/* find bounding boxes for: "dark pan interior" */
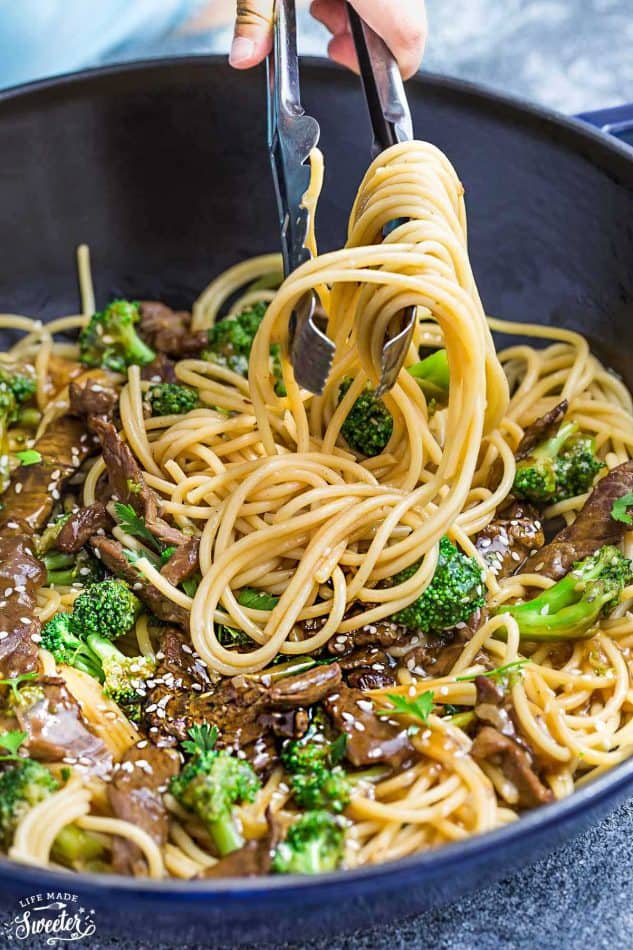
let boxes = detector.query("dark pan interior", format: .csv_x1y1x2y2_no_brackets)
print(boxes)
0,58,633,944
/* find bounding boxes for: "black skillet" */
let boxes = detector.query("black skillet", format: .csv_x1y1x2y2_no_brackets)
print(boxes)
0,57,632,945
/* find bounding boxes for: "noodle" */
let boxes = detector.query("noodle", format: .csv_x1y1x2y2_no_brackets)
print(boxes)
0,138,632,879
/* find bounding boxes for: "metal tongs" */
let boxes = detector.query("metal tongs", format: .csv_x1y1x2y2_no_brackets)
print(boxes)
267,0,414,396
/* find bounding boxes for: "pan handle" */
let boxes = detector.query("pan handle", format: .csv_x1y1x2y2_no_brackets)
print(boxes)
577,103,633,148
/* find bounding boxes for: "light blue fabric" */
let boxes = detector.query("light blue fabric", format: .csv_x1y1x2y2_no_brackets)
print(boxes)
0,0,203,89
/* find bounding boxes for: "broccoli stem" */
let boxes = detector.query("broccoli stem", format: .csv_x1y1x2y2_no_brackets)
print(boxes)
43,551,75,572
209,814,244,857
52,824,106,865
532,420,578,461
85,633,124,666
408,349,450,397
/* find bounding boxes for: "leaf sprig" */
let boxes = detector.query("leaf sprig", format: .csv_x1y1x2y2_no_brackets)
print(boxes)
376,690,435,726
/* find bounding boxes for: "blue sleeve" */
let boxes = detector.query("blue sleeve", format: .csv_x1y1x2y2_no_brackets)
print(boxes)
0,0,203,89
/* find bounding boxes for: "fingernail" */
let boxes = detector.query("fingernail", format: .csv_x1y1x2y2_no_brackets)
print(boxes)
229,36,256,66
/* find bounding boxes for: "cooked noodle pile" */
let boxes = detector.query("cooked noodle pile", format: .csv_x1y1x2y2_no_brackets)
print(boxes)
1,141,633,877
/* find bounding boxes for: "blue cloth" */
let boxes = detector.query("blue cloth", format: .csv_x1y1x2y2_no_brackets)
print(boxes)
0,0,204,89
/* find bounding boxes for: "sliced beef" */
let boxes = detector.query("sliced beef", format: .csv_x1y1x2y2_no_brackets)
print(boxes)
160,539,200,587
90,536,190,627
326,615,410,657
401,610,487,679
144,627,214,744
265,663,342,708
475,501,545,578
0,536,45,678
139,301,207,358
516,400,568,461
69,377,118,421
470,726,553,808
15,676,111,776
258,708,310,740
91,418,194,549
522,461,633,579
337,646,396,690
141,353,178,384
108,742,180,876
324,685,413,768
56,502,111,553
0,417,96,534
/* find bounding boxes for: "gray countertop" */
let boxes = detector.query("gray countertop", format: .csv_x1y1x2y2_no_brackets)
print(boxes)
2,2,633,948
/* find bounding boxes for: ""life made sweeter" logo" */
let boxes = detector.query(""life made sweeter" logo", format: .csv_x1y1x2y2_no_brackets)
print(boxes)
3,891,97,944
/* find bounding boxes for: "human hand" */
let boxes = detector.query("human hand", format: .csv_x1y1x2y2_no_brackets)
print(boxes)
230,0,427,79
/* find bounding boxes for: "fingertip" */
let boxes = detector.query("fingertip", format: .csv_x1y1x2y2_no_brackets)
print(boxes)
229,34,271,69
327,34,359,74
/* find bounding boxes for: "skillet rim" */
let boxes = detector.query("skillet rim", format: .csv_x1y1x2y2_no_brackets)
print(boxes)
0,54,632,896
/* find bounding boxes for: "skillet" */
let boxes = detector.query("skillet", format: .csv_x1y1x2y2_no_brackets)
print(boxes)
0,56,632,944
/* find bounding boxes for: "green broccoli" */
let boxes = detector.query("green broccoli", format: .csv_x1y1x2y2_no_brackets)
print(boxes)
0,759,105,866
78,299,155,373
391,536,485,633
339,351,450,457
42,548,105,588
281,717,350,813
408,349,450,401
147,383,199,417
71,579,141,640
0,365,36,407
40,613,103,679
203,302,284,391
495,544,633,641
0,382,18,491
339,379,394,457
272,810,346,874
170,724,261,857
514,420,604,505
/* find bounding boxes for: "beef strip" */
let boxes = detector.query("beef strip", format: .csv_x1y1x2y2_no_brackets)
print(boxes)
91,418,198,551
326,616,410,656
515,400,568,461
522,461,633,579
69,377,118,421
139,301,207,358
108,742,180,876
470,676,553,808
337,646,396,690
0,416,96,534
141,353,178,384
401,610,487,679
90,536,190,627
324,685,414,767
0,536,45,678
15,676,111,776
160,539,200,587
145,628,340,762
475,501,545,579
199,812,282,879
56,502,111,553
470,726,553,808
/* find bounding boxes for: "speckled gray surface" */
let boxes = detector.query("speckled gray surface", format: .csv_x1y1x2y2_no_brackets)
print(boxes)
2,3,633,948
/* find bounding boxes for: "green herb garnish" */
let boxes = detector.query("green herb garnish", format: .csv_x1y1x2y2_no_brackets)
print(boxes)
611,492,633,526
15,449,41,466
376,690,435,725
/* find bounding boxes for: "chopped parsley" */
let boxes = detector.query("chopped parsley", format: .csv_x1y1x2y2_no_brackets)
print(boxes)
456,658,528,685
0,729,27,761
611,492,633,526
14,449,41,466
376,690,435,725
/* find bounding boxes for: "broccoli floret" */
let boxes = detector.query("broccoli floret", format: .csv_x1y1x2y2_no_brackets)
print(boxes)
281,718,350,813
170,724,261,856
203,302,284,392
0,382,18,491
0,759,105,865
71,579,141,641
0,759,58,848
514,420,604,505
85,633,155,715
339,379,393,457
78,299,155,373
43,548,105,588
147,383,199,417
40,613,103,679
408,349,450,401
391,536,485,633
203,302,267,377
0,365,36,407
496,544,633,641
272,810,346,874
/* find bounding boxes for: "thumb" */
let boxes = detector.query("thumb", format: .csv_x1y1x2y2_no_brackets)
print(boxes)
230,0,274,69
